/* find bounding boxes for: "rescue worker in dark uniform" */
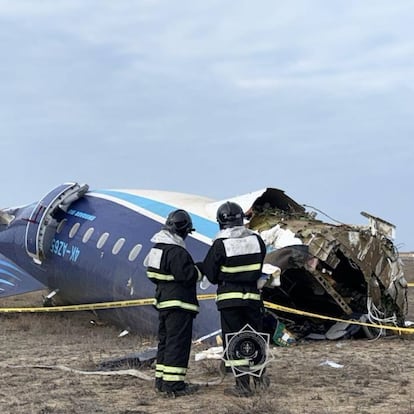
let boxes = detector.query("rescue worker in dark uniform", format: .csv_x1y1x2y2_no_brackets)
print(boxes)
198,201,270,397
144,209,201,397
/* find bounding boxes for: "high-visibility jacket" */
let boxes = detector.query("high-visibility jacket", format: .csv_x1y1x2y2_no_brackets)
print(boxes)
145,230,201,314
200,226,266,310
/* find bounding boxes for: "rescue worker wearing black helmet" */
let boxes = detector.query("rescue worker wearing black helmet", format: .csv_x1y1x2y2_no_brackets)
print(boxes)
144,209,201,397
197,201,269,397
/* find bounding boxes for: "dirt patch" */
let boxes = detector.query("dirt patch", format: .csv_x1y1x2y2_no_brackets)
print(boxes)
1,257,414,414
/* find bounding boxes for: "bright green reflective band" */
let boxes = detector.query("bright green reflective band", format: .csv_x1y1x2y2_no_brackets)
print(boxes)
225,359,250,367
147,271,174,281
156,300,199,312
163,365,187,374
156,364,165,370
163,374,186,382
216,292,261,302
155,363,165,377
220,263,261,273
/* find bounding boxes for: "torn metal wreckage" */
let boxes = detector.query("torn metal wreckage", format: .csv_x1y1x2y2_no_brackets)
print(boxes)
245,188,407,342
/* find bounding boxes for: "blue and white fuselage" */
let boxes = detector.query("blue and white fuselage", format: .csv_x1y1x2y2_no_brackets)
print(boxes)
2,182,408,341
0,183,235,338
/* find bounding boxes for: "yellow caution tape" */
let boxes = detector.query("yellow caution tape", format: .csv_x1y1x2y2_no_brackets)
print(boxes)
263,301,414,334
1,293,413,334
0,297,156,313
0,294,216,313
407,282,414,287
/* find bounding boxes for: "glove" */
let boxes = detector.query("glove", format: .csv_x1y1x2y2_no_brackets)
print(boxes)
257,274,269,290
261,263,281,288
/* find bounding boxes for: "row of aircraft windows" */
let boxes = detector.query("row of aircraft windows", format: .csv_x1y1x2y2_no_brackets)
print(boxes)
57,219,142,261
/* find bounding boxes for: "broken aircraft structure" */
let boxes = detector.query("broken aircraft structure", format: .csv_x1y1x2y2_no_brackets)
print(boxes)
0,184,408,343
246,188,408,340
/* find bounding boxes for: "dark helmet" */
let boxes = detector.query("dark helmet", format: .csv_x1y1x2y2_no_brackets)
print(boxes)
164,209,195,239
216,202,245,229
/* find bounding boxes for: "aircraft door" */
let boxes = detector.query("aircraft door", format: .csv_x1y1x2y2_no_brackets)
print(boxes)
25,182,89,264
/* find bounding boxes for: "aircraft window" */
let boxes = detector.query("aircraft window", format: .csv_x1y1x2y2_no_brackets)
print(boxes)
97,232,109,249
82,227,95,243
112,238,126,255
128,244,142,261
69,223,81,239
56,219,67,234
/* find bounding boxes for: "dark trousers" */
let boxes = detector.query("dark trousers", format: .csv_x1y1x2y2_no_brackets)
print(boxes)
220,305,265,389
220,305,263,346
156,309,193,392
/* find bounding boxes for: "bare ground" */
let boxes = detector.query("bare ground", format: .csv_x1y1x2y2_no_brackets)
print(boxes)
1,257,414,414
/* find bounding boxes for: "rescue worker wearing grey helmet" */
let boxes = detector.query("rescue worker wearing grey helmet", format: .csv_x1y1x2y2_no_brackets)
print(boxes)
197,201,270,397
144,209,201,397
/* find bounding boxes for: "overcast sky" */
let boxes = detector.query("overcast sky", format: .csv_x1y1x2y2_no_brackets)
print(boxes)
0,1,413,250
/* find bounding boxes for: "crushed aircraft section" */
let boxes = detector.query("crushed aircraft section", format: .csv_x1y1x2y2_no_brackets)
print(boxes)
246,188,408,340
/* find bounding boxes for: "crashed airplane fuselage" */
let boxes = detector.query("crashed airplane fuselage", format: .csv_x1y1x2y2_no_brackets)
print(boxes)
0,184,408,341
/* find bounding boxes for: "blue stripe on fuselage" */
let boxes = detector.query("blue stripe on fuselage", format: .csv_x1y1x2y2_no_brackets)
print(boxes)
93,190,219,240
0,269,21,281
0,259,24,280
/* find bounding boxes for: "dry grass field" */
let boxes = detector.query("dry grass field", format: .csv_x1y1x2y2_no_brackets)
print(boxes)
1,256,414,414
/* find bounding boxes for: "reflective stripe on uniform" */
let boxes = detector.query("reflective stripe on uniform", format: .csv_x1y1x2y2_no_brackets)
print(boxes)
155,363,165,378
162,365,187,382
216,292,261,302
147,271,175,281
163,365,187,374
156,300,199,312
220,263,261,273
225,359,250,367
163,373,186,382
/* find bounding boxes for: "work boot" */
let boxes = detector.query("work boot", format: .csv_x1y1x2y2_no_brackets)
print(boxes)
253,374,270,391
155,378,164,393
163,383,200,398
224,376,253,398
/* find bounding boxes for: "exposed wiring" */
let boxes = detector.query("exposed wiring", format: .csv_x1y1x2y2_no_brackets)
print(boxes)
302,204,345,225
366,297,398,340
